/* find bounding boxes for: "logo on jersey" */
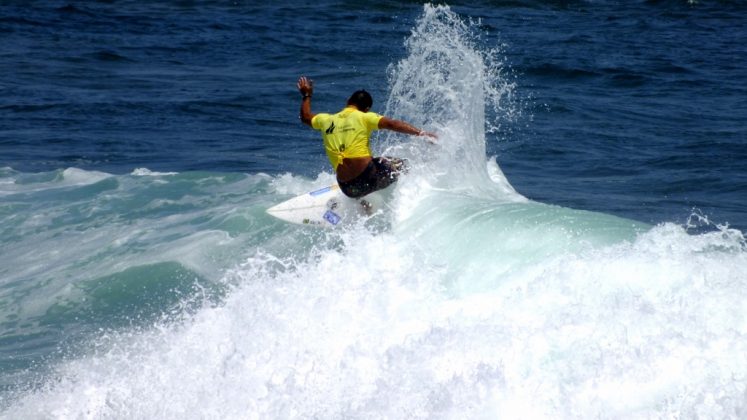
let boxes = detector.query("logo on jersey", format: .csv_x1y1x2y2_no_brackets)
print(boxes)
325,122,335,134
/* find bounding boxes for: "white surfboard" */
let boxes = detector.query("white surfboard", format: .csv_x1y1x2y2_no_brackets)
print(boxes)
266,184,383,228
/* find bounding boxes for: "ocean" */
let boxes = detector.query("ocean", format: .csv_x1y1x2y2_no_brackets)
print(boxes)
1,1,746,418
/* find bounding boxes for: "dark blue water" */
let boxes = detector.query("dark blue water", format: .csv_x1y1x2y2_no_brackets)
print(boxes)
2,1,745,228
2,2,747,417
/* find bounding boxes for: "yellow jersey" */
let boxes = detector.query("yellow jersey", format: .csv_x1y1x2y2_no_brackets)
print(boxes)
311,106,383,171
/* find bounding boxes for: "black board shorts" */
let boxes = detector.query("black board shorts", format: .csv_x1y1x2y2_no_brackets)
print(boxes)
338,157,408,199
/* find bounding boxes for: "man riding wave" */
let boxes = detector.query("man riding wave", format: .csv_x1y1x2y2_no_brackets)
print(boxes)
297,76,437,198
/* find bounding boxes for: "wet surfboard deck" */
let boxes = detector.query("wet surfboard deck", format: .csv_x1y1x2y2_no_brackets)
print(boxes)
266,184,382,228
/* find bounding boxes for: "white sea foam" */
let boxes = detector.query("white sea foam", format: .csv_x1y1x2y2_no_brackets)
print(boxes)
131,167,179,177
269,171,337,196
59,167,112,184
0,167,112,196
5,221,747,419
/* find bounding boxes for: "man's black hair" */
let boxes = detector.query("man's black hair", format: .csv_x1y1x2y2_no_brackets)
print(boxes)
347,90,373,111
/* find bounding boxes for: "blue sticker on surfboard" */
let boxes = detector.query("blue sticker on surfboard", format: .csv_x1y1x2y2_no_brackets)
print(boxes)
310,185,337,196
323,210,341,225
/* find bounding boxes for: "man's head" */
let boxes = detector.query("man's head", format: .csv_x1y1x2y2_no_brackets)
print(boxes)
347,90,373,112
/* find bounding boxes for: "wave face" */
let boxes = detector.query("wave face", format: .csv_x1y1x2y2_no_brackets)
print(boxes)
2,5,747,419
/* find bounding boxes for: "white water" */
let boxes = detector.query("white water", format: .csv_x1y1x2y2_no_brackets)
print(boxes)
4,5,747,419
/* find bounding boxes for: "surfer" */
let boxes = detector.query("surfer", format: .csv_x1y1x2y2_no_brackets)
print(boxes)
297,76,437,198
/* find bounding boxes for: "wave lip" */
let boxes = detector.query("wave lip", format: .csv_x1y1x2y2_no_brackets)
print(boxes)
0,167,114,197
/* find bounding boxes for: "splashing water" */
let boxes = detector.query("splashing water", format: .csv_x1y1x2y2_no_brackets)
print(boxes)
384,5,518,196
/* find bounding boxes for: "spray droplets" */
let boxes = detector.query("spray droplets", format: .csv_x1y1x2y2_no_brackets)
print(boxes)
382,4,521,195
386,5,518,141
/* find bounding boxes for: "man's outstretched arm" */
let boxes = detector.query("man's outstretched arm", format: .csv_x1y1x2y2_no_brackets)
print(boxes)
379,117,438,139
297,76,315,126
